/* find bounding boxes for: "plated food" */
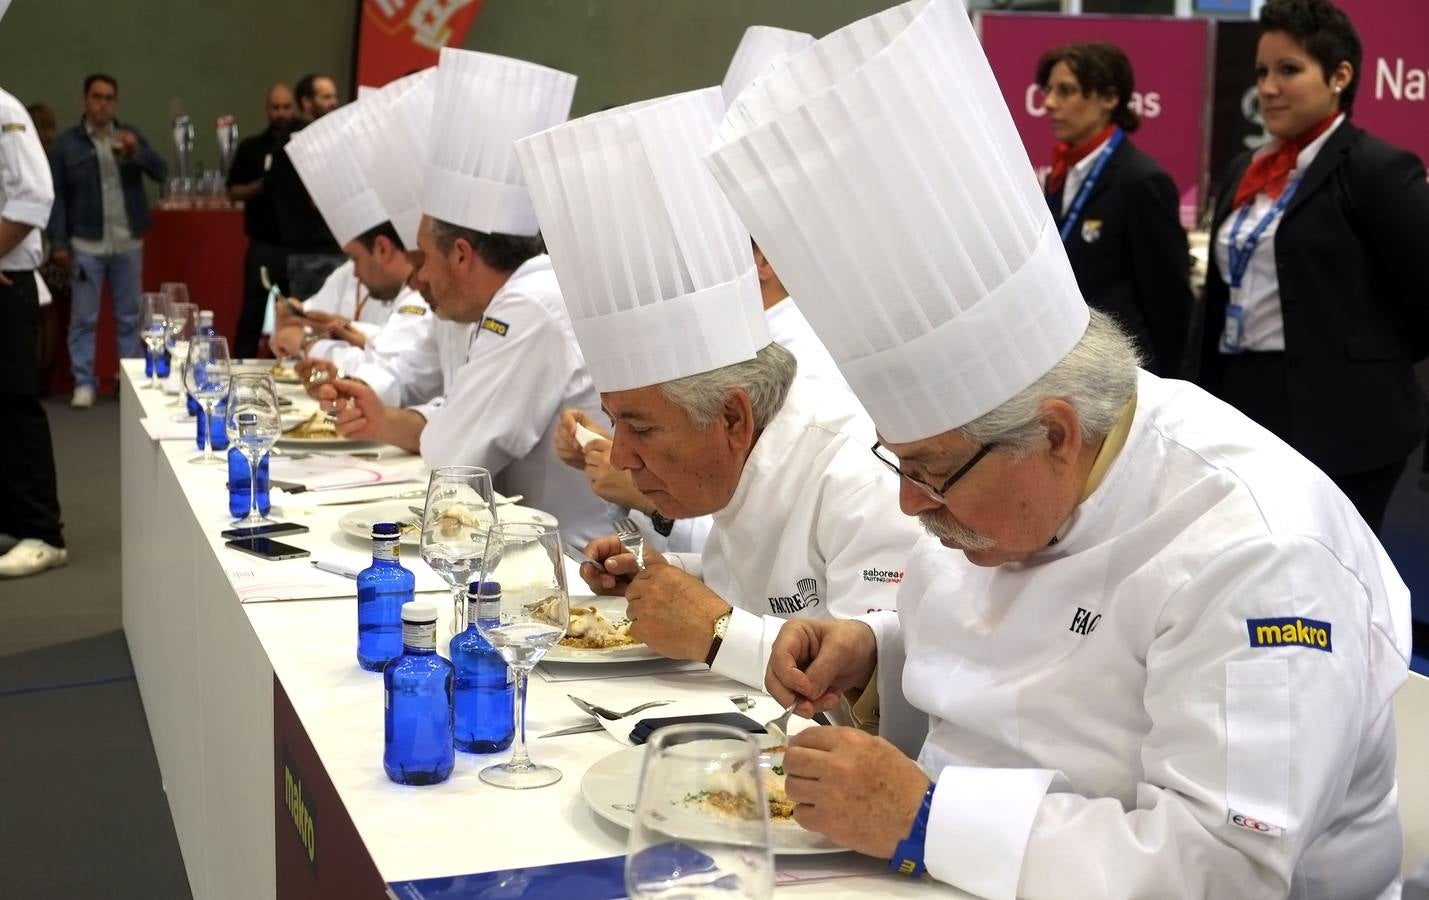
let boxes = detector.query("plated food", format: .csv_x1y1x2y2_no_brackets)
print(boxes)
561,604,638,650
282,411,340,440
269,361,300,383
690,746,793,821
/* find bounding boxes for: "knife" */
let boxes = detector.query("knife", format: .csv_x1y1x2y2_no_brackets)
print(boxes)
312,489,427,507
538,721,606,739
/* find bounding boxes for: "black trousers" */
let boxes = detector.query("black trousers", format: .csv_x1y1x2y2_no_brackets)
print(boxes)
0,271,64,547
234,239,287,358
1212,351,1406,533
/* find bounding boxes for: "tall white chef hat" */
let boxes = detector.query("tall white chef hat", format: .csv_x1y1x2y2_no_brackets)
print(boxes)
286,100,388,247
357,68,434,249
516,87,766,394
721,26,814,108
423,48,576,237
707,0,1090,444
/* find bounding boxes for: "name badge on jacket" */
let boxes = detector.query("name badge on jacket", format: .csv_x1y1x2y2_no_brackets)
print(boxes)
1080,219,1103,244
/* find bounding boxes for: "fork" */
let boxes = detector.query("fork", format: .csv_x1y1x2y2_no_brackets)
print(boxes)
612,517,646,571
568,695,671,721
762,702,797,748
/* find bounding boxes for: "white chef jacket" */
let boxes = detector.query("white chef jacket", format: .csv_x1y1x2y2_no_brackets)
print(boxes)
413,256,613,546
763,296,867,438
0,88,53,271
667,377,923,689
867,370,1409,900
324,285,438,408
302,260,393,360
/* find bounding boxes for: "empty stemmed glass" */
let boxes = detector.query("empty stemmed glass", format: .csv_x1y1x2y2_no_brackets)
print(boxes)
184,335,231,465
224,374,282,526
476,520,568,789
419,466,497,635
625,724,774,899
160,281,190,309
165,300,197,403
140,293,169,390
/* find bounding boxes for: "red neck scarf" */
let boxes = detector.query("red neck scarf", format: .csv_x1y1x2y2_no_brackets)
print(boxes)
1232,113,1340,209
1046,124,1117,196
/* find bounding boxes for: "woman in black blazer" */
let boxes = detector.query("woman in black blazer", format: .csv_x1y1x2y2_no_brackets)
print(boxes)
1037,42,1194,378
1199,0,1429,532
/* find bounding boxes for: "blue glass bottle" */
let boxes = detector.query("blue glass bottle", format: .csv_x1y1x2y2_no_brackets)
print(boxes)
357,523,414,672
384,600,455,786
227,447,271,518
451,581,514,754
196,396,229,451
187,310,217,417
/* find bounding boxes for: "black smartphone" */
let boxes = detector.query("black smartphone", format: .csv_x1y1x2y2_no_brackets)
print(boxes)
220,522,310,540
224,537,310,561
629,712,765,746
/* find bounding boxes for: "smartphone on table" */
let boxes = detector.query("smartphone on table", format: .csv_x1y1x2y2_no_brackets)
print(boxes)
220,522,309,540
224,537,310,561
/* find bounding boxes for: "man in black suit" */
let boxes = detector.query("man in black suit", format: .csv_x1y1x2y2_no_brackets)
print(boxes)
1038,43,1194,378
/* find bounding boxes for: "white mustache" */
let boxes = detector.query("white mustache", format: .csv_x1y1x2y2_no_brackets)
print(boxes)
918,510,996,552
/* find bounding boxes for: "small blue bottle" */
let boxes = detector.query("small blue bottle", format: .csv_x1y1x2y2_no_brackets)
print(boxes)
357,523,415,672
384,599,455,786
227,447,271,518
196,397,229,451
451,581,514,754
187,309,217,417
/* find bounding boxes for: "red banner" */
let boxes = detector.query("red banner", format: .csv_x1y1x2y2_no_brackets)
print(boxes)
354,0,486,89
1335,0,1429,166
977,13,1212,226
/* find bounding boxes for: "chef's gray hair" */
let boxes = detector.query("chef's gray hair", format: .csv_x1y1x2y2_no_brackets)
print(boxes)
658,342,797,431
957,310,1141,455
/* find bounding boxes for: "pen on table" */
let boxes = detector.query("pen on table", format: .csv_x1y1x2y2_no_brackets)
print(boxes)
311,560,360,579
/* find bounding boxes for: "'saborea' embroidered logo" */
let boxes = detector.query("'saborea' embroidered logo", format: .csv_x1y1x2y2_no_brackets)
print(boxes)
862,568,903,584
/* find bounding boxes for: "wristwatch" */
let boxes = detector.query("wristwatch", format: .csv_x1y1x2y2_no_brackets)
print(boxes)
649,510,676,537
704,610,731,667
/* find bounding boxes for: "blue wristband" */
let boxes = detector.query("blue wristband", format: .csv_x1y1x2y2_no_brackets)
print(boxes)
889,783,936,877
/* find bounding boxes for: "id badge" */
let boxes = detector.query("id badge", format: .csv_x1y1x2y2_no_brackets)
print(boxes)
1221,304,1246,354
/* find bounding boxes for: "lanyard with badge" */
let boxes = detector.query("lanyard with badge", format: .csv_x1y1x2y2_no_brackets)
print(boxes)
1220,179,1299,353
1058,127,1124,244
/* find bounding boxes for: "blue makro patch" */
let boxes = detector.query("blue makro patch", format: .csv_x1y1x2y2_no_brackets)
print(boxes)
1246,616,1332,653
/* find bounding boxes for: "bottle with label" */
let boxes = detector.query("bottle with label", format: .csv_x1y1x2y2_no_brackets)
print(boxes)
450,581,514,754
196,395,229,451
187,310,217,417
384,599,455,786
227,446,271,519
358,523,414,672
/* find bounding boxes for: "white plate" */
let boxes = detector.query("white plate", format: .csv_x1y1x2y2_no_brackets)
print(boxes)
543,596,660,664
276,433,382,449
337,501,557,547
580,744,844,855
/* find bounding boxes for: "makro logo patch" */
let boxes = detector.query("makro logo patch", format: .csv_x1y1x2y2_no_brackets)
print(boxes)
1247,616,1332,653
480,316,509,337
282,750,317,872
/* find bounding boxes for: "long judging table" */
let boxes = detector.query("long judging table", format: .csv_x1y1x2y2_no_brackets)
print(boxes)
119,361,974,899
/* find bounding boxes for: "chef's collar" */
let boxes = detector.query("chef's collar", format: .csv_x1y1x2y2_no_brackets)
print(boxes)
1045,389,1138,549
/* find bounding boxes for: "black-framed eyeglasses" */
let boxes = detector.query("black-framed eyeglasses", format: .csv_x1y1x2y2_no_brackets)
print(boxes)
870,441,998,502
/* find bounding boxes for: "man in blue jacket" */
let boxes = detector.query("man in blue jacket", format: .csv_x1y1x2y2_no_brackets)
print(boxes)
47,73,167,407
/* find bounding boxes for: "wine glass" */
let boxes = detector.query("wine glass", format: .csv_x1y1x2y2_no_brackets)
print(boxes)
419,466,498,636
140,292,169,390
184,335,232,465
165,301,197,400
160,282,190,308
475,520,568,789
625,724,775,899
224,373,282,526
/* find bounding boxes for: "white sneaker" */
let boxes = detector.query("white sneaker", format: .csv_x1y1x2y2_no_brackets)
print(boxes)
0,539,68,577
71,385,95,408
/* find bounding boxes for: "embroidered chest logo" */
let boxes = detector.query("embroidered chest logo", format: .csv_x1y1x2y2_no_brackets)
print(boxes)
1247,616,1332,652
480,316,509,337
1069,606,1101,636
768,577,821,615
861,568,903,585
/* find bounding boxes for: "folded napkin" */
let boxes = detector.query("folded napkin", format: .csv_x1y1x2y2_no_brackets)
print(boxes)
597,697,743,746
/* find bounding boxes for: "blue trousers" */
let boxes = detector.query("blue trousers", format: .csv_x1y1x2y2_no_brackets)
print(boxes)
68,246,143,389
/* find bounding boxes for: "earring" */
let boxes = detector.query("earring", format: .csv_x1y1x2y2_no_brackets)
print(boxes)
1333,85,1343,94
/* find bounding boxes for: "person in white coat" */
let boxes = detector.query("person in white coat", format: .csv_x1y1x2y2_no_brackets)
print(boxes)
516,87,921,689
321,48,611,545
709,1,1412,897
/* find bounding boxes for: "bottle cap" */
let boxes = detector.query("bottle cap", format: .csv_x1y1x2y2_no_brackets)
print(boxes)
199,309,214,321
401,599,438,623
372,522,401,538
467,580,501,597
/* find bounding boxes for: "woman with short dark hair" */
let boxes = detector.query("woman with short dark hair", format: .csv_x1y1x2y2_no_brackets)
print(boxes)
1198,0,1429,533
1035,41,1194,379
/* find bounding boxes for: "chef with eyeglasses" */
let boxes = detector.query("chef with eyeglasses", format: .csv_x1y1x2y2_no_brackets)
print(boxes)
707,1,1412,897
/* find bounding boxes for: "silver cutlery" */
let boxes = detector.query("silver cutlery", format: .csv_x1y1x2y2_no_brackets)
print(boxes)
568,695,672,721
537,721,606,739
762,702,797,747
612,517,646,571
562,542,601,568
312,489,427,507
